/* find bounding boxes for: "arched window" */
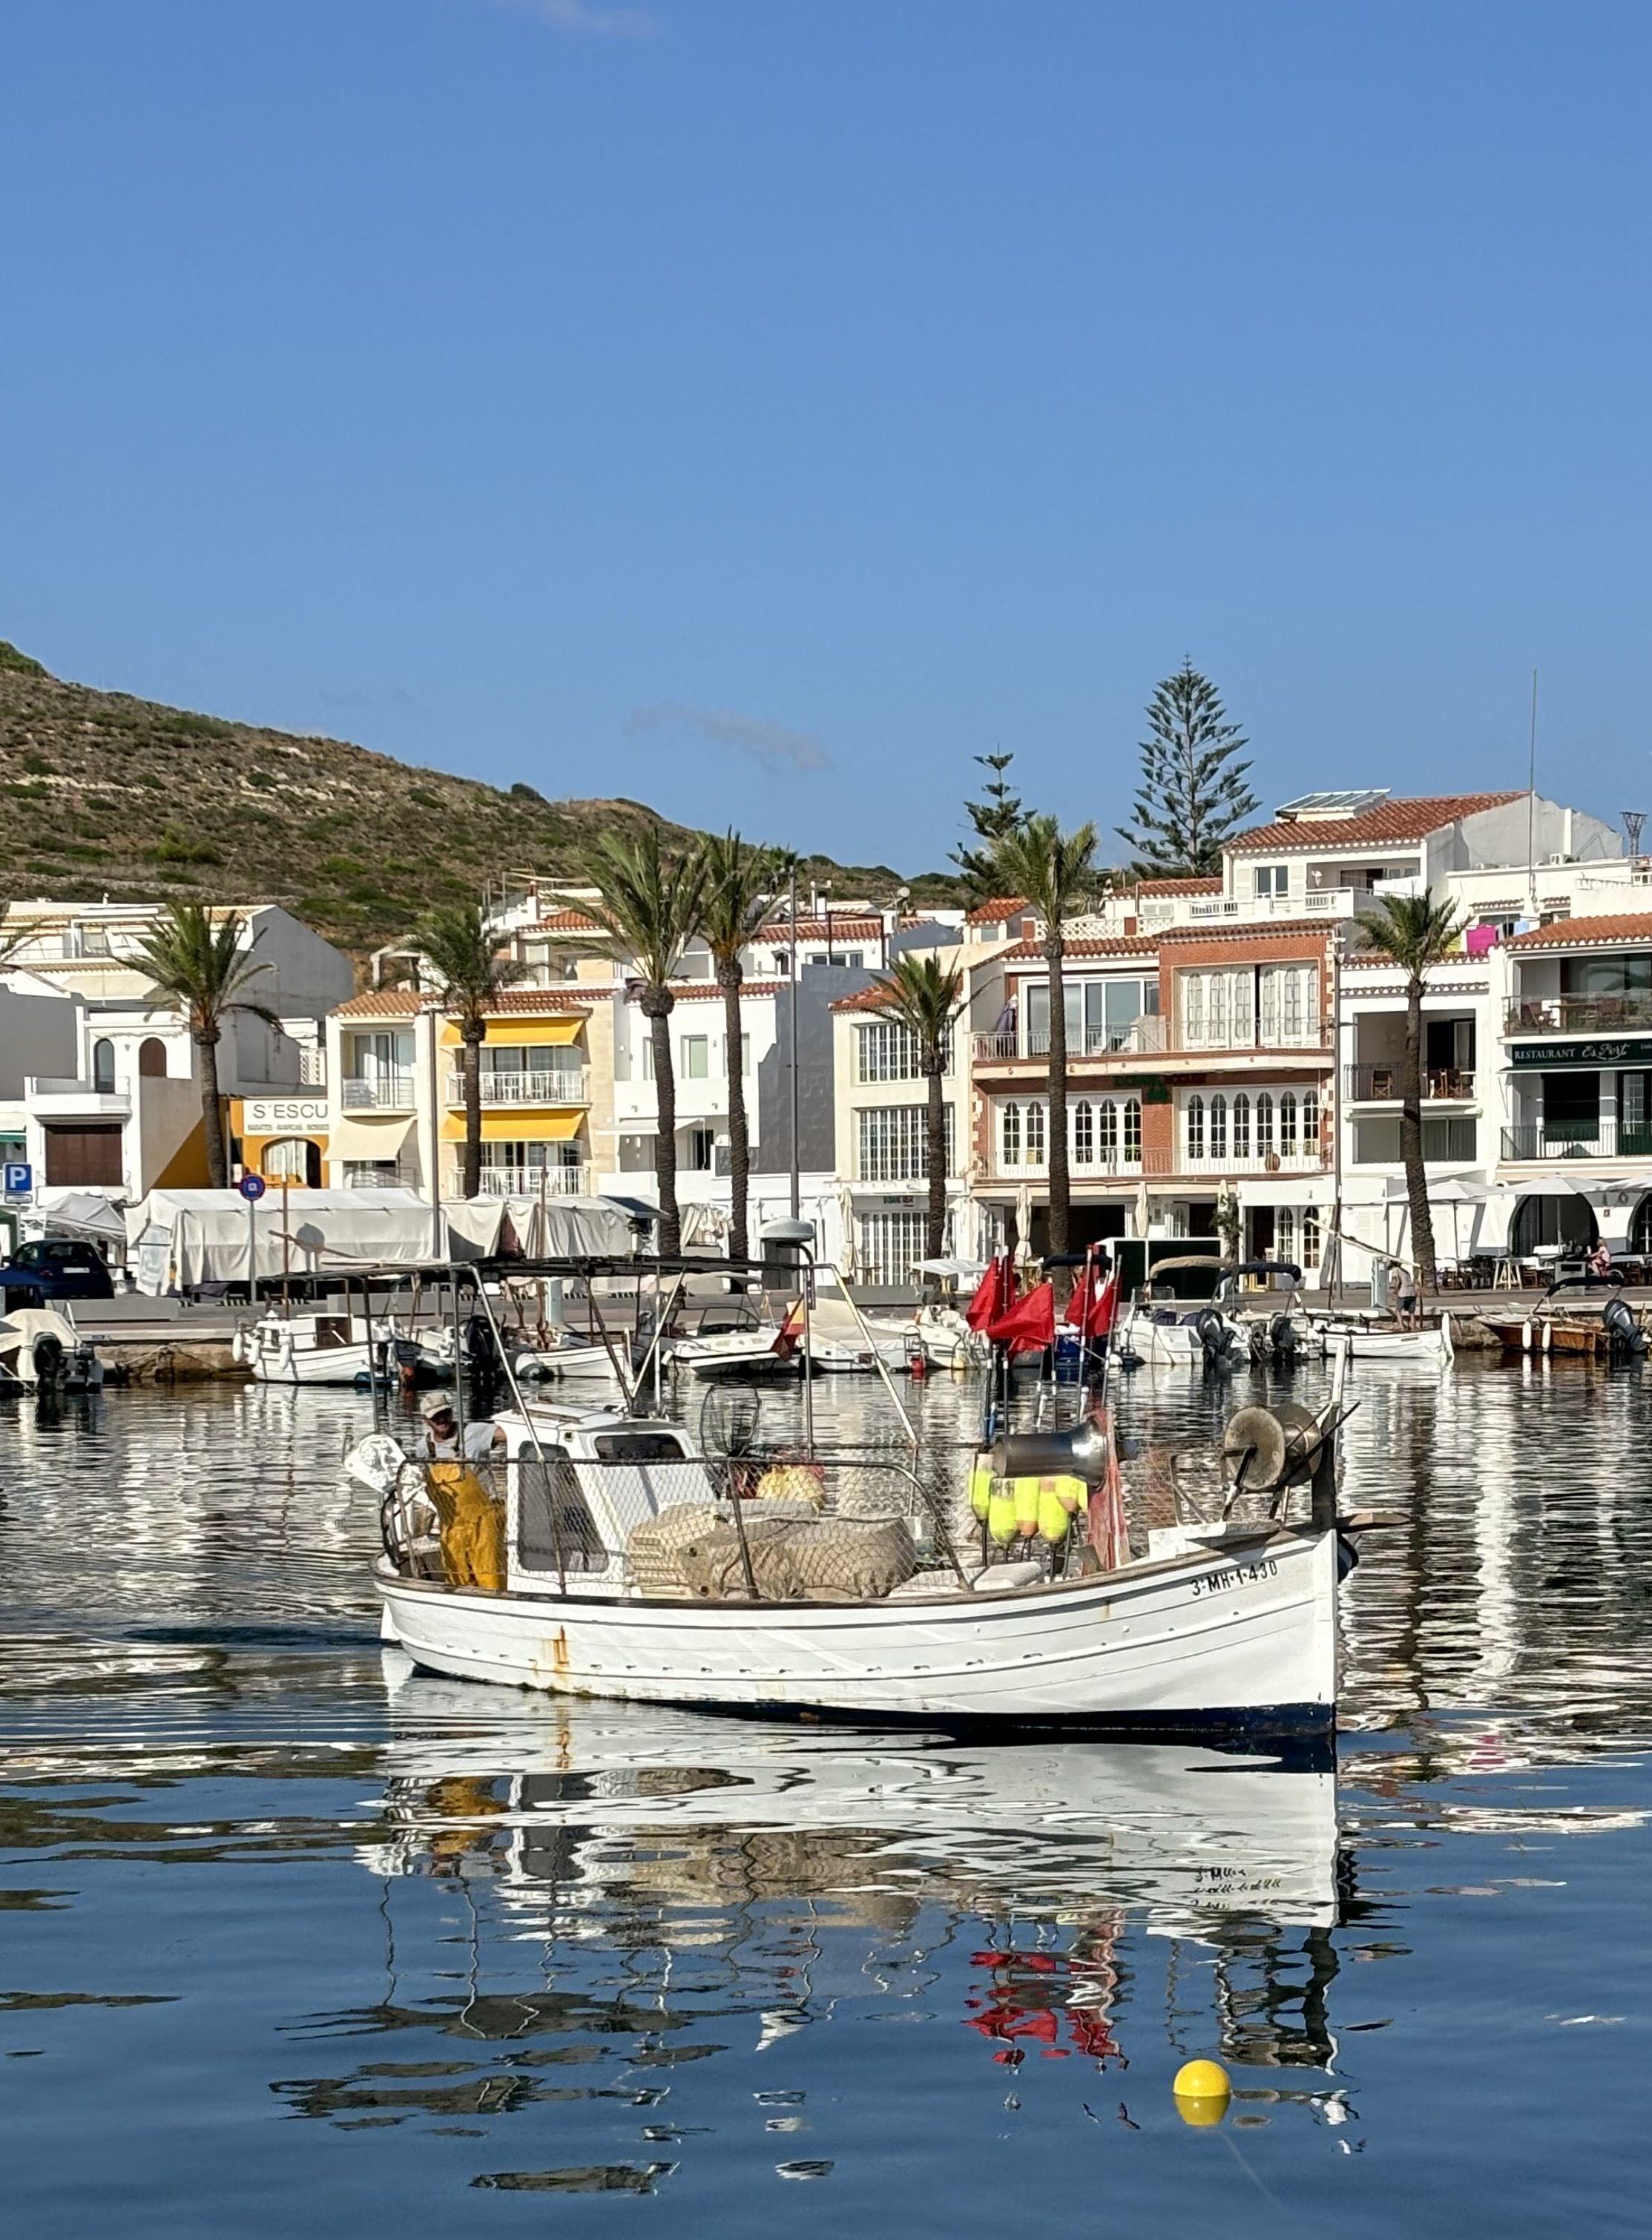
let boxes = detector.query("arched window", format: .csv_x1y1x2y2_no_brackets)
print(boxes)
1233,1093,1251,1157
1256,1093,1274,1151
1303,1089,1320,1148
92,1038,116,1093
1303,1206,1322,1269
1210,1094,1228,1159
1277,1208,1297,1262
138,1037,168,1078
1098,1099,1119,1162
1633,1195,1652,1255
1073,1100,1093,1166
1186,1096,1205,1162
1123,1098,1142,1162
1001,1102,1021,1167
1026,1100,1046,1167
1280,1091,1298,1153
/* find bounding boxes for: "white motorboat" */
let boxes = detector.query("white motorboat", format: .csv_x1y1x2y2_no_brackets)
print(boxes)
1116,1254,1248,1367
0,1305,105,1392
366,1375,1367,1734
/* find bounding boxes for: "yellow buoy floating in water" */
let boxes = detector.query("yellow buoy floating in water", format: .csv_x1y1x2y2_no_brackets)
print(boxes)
1172,2058,1231,2127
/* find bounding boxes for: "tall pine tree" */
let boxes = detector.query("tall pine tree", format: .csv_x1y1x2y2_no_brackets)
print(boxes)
950,751,1025,902
1116,665,1260,877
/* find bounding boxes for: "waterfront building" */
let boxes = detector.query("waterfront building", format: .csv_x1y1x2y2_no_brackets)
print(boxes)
0,900,350,1210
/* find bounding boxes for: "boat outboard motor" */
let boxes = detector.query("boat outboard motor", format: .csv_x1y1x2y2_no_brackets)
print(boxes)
1603,1295,1647,1357
1194,1307,1231,1366
1269,1312,1299,1363
30,1331,65,1386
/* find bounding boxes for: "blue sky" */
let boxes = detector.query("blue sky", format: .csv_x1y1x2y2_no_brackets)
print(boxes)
4,1,1652,872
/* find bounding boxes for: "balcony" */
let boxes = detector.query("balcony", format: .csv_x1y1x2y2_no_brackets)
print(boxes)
1185,888,1358,923
447,1068,590,1107
1345,1064,1476,1101
464,1164,592,1198
1154,1147,1329,1179
1504,995,1652,1035
341,1073,417,1110
993,1154,1144,1181
1501,1122,1652,1162
24,1075,133,1120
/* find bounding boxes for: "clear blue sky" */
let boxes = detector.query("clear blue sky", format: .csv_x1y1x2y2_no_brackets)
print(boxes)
5,1,1652,873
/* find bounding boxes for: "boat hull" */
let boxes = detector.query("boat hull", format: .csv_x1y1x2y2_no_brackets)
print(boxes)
377,1526,1339,1733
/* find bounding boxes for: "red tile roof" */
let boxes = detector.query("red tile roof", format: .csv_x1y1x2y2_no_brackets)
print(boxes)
519,909,607,935
831,984,902,1012
965,896,1033,924
1159,919,1337,945
755,917,884,944
1505,911,1652,949
1133,875,1222,896
1229,793,1524,853
1001,935,1160,962
659,980,785,1001
332,987,593,1018
333,989,424,1017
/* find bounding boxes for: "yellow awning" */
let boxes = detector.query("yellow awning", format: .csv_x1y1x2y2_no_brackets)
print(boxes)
440,1017,583,1047
443,1110,586,1144
329,1113,416,1161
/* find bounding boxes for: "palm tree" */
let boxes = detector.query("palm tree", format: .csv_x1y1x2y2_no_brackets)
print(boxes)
1355,892,1463,1295
990,814,1099,1259
577,826,708,1256
135,903,282,1190
865,953,964,1259
415,902,527,1200
694,831,779,1262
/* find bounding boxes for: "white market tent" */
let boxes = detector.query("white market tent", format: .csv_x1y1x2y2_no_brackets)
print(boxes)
124,1188,637,1293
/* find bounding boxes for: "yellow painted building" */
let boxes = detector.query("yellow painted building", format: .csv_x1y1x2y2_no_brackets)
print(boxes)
435,996,596,1196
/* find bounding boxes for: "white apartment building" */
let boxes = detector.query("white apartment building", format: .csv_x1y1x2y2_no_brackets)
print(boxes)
0,900,352,1211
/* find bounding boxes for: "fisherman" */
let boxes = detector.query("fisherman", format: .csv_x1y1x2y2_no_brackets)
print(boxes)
418,1391,504,1462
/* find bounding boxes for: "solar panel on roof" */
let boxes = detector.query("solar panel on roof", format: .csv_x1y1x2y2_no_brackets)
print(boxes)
1273,788,1391,819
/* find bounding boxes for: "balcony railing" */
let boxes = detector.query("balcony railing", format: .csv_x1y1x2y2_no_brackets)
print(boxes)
975,1017,1331,1062
993,1154,1144,1179
1345,1064,1476,1101
447,1068,590,1107
341,1073,417,1110
462,1164,592,1198
1159,1147,1329,1178
1501,1121,1652,1162
1504,995,1652,1035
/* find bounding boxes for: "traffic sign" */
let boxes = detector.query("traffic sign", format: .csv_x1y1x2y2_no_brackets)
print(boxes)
237,1173,267,1202
3,1162,32,1196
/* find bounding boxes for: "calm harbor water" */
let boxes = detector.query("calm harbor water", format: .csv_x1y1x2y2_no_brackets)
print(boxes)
3,1358,1650,2236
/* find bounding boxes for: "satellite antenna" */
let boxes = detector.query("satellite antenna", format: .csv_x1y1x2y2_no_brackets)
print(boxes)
1623,811,1647,860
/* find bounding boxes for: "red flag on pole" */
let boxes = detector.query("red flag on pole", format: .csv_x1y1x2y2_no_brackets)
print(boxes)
1062,1259,1119,1338
965,1251,1015,1333
986,1279,1056,1354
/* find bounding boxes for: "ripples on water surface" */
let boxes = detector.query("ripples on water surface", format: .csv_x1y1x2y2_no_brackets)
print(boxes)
3,1360,1650,2235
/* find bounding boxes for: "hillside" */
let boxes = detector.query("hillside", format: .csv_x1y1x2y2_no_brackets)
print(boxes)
0,640,960,960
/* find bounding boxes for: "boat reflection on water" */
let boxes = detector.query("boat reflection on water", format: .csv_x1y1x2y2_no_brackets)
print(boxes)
338,1661,1357,2119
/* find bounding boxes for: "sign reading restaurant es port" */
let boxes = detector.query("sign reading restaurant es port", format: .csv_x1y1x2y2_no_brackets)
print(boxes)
1510,1036,1652,1069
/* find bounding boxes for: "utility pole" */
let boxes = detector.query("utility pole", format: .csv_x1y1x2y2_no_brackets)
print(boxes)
787,863,800,1221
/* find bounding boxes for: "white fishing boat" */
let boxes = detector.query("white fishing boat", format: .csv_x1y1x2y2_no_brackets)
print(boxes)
1306,1312,1455,1365
512,1330,631,1399
234,1308,409,1386
363,1364,1369,1734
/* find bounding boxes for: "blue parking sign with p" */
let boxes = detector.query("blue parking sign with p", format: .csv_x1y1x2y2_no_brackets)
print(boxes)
3,1162,31,1196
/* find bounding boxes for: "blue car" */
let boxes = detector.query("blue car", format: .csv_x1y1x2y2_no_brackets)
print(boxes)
0,1239,116,1306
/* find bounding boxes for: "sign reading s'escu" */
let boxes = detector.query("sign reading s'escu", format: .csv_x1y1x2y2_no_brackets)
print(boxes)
240,1097,328,1135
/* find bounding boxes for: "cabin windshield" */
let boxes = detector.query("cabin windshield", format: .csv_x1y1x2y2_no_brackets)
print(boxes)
592,1432,685,1461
